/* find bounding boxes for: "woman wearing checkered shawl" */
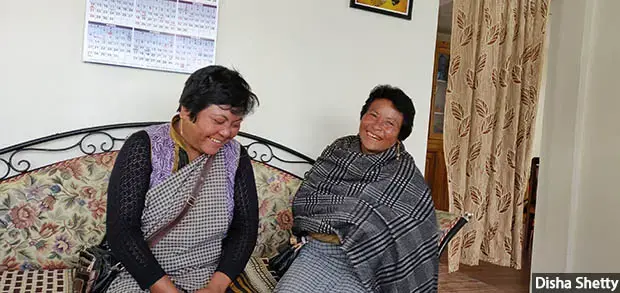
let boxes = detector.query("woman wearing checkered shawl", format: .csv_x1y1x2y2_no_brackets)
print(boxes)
274,85,439,293
104,66,260,293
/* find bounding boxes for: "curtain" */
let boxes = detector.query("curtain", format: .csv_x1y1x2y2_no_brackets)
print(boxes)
444,0,550,271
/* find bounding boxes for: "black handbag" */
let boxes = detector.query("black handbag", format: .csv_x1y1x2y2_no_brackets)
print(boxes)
267,233,307,279
74,156,214,293
74,241,122,293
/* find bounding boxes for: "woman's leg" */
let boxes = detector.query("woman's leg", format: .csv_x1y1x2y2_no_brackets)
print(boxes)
273,240,369,293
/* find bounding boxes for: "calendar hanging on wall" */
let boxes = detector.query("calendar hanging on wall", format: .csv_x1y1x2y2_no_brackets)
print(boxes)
82,0,219,74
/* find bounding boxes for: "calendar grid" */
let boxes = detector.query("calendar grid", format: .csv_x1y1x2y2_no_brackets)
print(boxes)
82,0,218,73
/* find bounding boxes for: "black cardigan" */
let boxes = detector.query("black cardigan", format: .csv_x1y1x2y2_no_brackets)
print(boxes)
105,131,258,289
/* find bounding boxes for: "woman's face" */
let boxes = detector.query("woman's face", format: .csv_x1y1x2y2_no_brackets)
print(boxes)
359,99,403,154
179,105,243,155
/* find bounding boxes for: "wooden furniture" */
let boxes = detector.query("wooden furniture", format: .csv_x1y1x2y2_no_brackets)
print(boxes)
425,41,451,211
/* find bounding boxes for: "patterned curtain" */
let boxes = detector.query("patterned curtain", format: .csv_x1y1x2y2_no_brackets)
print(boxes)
444,0,549,271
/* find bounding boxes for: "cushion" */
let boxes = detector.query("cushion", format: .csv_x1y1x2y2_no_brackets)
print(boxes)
0,152,304,267
250,161,302,258
0,152,117,269
436,209,461,240
0,269,74,293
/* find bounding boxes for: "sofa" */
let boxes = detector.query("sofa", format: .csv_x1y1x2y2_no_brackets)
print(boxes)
0,123,468,292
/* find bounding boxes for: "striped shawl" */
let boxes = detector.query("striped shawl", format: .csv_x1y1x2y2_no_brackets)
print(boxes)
292,135,438,293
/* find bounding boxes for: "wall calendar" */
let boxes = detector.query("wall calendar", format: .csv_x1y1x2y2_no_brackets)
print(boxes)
82,0,219,74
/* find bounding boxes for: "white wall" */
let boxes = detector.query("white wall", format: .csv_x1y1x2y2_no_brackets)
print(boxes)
215,1,438,168
0,1,186,147
532,0,620,274
530,26,549,158
0,1,439,171
566,0,620,272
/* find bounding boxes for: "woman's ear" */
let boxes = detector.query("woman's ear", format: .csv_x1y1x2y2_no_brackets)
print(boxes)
179,106,191,120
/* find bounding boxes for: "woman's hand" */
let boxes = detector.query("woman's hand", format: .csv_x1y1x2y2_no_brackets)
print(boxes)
150,275,181,293
196,272,231,293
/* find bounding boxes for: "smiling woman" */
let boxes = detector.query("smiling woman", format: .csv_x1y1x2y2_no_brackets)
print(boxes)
359,99,402,154
175,67,258,158
358,85,415,154
275,85,439,293
101,65,261,293
176,104,245,158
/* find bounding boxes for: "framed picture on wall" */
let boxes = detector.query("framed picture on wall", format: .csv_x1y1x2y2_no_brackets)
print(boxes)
350,0,414,20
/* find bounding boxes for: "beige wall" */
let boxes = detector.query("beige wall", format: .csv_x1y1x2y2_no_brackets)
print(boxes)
532,0,620,274
530,27,550,159
215,0,440,168
567,0,620,272
0,1,440,172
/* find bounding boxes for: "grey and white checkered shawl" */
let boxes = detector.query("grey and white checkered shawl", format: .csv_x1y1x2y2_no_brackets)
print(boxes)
107,141,240,292
293,135,438,293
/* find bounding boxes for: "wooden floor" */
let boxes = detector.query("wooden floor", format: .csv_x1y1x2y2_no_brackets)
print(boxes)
438,254,531,292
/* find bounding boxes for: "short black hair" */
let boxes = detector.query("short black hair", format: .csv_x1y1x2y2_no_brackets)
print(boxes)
360,85,416,141
178,65,259,121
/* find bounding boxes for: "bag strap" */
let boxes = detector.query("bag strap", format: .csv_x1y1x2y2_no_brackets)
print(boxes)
146,155,215,248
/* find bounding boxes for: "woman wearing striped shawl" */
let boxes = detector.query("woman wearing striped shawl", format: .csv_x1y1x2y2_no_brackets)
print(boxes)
274,85,438,293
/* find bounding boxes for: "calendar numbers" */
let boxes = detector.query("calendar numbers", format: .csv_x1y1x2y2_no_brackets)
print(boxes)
134,30,175,70
83,0,218,73
86,22,133,63
135,0,177,35
175,35,215,72
177,1,217,39
88,0,134,28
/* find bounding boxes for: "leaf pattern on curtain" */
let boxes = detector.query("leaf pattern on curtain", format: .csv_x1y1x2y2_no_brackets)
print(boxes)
444,0,549,272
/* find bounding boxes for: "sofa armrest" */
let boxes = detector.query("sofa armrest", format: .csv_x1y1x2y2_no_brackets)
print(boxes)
438,212,472,256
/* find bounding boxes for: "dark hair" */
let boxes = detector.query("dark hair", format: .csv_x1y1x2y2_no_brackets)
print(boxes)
178,65,259,121
360,85,416,141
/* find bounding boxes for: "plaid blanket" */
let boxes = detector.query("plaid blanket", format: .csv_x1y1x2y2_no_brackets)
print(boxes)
293,136,439,292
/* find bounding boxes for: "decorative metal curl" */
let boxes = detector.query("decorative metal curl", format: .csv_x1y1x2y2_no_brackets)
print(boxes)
1,132,126,180
8,151,34,174
0,122,316,181
243,141,313,165
1,158,11,180
78,132,120,154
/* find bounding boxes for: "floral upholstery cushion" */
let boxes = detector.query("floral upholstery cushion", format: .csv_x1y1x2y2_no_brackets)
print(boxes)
436,209,460,239
0,147,461,274
250,161,302,259
0,152,117,270
0,151,303,270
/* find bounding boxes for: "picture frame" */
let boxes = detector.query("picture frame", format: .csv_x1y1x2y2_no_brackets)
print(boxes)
350,0,414,20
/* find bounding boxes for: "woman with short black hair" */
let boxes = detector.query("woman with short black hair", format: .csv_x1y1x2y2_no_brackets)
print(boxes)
105,65,259,293
275,85,438,293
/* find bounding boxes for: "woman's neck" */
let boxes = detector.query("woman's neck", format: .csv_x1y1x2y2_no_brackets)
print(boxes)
183,143,201,162
173,118,202,161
